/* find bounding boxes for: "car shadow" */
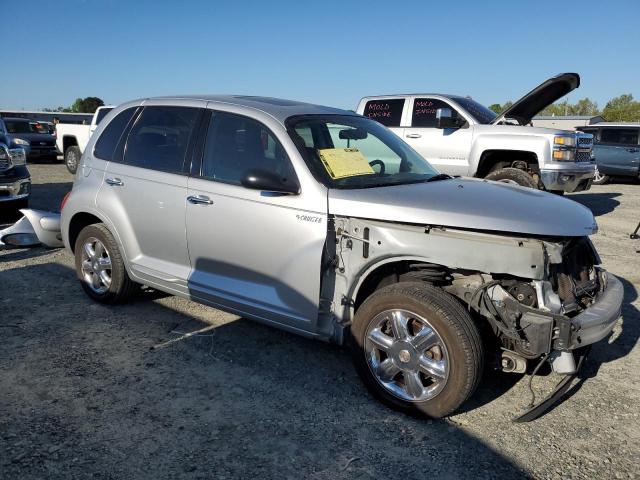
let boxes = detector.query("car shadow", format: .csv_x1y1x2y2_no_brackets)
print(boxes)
570,192,622,216
0,262,531,479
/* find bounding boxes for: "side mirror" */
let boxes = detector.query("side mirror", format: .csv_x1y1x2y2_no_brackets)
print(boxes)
240,169,300,195
436,108,463,129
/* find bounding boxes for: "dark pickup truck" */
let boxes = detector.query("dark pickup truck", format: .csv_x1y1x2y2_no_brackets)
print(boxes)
0,119,31,216
1,117,57,161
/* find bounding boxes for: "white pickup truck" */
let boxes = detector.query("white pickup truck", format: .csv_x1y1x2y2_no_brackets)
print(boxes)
357,73,595,193
55,105,113,173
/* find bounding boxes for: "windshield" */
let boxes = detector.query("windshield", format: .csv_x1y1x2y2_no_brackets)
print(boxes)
452,98,497,124
5,120,36,134
287,115,439,189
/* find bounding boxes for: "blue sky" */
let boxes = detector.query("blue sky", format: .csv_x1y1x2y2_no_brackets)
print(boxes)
2,0,638,111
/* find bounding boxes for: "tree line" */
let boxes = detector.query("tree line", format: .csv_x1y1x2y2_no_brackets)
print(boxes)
489,94,640,122
42,97,105,114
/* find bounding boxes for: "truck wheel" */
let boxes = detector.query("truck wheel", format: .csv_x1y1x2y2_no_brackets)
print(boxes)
592,168,609,185
349,282,484,418
74,224,139,304
485,167,538,189
65,146,82,174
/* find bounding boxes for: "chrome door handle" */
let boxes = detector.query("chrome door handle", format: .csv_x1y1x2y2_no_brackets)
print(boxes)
187,195,213,205
105,177,124,186
406,133,421,139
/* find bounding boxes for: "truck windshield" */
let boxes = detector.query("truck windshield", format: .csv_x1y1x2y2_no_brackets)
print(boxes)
4,120,36,134
287,115,439,189
452,98,497,124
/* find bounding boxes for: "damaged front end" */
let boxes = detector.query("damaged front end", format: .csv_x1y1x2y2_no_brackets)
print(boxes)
0,209,63,248
330,217,623,421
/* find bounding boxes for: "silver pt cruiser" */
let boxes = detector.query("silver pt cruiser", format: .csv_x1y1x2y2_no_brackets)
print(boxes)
61,96,624,420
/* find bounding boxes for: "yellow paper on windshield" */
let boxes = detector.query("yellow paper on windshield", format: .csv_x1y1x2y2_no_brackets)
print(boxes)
318,148,375,179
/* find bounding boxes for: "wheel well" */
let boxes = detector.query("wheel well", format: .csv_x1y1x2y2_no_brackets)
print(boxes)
62,136,78,152
476,150,538,178
354,261,451,311
68,212,102,252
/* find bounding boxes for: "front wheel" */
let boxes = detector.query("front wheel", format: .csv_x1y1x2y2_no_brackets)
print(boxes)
349,282,484,418
484,167,539,189
74,224,139,304
65,146,81,174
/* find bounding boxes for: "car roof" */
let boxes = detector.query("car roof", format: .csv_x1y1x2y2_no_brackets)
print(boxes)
148,95,356,124
360,94,467,100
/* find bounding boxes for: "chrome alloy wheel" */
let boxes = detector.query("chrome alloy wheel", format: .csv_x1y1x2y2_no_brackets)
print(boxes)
364,309,449,402
80,237,112,294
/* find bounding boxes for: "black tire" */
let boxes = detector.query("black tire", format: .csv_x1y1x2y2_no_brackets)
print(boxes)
592,168,609,185
485,167,539,188
74,223,138,304
349,282,484,418
65,146,82,174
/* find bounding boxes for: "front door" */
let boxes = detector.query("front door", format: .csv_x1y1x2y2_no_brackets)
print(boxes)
402,97,472,176
596,128,640,176
186,110,326,331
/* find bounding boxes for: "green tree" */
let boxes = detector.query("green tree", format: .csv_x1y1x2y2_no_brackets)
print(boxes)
602,94,640,122
488,103,503,114
70,96,105,113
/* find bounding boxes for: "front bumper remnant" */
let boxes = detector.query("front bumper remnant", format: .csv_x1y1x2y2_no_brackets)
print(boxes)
540,168,594,193
514,346,590,423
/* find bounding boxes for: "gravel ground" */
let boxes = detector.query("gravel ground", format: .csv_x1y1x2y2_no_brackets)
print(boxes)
1,163,638,479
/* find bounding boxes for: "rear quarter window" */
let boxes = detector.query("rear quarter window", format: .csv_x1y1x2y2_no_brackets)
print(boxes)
363,99,405,127
94,107,138,161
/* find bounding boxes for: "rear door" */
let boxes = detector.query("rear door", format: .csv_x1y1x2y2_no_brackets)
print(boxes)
402,97,472,176
596,127,640,176
185,109,327,331
97,101,203,294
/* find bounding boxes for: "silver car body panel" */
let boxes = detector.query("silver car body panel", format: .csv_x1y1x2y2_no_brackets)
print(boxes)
328,177,597,237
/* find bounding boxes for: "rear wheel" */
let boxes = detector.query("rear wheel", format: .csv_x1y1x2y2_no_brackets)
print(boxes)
65,146,81,174
485,167,538,189
74,224,138,304
349,282,484,418
592,168,609,185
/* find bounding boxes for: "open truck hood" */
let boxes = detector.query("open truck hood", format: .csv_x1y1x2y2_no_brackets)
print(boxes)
328,178,597,237
491,73,580,126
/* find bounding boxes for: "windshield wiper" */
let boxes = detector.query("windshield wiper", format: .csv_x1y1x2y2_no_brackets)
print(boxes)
426,173,453,182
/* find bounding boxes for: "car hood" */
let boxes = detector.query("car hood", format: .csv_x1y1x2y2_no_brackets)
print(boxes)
491,73,580,126
10,133,56,142
328,178,597,237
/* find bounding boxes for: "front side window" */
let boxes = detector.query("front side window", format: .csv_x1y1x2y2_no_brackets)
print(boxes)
124,106,200,174
411,98,463,128
287,114,439,189
94,107,138,161
600,128,639,145
200,112,297,185
363,99,405,127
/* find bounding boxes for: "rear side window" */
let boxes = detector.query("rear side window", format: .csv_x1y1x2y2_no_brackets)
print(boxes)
363,99,405,127
600,128,639,145
200,111,297,185
124,106,200,174
94,107,137,161
411,98,462,128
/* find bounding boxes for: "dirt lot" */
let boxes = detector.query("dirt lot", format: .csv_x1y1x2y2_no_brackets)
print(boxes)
1,163,638,479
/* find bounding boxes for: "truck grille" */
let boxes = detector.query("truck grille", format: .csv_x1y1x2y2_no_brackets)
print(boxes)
30,139,55,147
0,157,10,171
575,151,593,162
